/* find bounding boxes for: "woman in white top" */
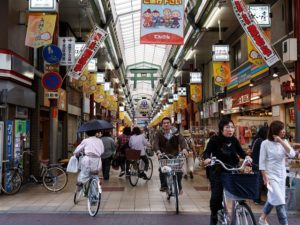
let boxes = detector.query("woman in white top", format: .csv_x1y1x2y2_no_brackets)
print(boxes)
74,130,104,184
259,121,295,225
129,127,151,179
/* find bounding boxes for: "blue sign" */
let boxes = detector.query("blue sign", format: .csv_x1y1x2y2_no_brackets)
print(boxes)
5,120,13,192
42,44,62,64
42,72,62,91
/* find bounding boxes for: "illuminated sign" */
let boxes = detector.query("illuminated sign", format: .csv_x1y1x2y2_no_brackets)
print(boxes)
29,0,57,12
96,73,105,84
249,4,271,27
212,45,230,62
190,72,202,84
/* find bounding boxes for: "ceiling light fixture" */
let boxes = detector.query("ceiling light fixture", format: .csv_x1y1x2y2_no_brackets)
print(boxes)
203,7,221,29
250,95,261,101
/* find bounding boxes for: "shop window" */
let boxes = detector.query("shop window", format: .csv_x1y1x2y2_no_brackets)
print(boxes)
232,41,242,69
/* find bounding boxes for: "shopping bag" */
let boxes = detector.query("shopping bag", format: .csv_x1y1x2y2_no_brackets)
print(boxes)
194,157,200,169
66,155,78,173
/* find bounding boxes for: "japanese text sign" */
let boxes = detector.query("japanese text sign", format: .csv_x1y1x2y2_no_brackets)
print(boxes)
231,0,279,66
67,26,108,79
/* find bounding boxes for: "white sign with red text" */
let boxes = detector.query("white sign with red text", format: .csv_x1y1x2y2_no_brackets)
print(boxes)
67,26,107,79
231,0,279,66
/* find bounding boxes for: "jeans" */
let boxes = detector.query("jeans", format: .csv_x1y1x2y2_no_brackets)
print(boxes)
159,168,183,191
140,155,149,171
263,202,288,225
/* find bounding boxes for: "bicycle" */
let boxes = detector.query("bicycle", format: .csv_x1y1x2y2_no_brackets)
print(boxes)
126,149,153,187
1,150,68,194
159,153,185,214
207,157,258,225
73,171,102,217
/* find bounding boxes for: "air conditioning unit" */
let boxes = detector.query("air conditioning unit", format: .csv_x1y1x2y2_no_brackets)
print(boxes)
282,38,297,63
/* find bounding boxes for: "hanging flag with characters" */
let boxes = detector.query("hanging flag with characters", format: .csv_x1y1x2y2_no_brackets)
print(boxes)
190,84,202,103
213,62,231,87
25,13,57,48
140,0,184,45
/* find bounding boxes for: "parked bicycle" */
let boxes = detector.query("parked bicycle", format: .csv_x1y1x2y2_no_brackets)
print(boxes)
1,150,68,194
73,171,102,217
207,157,258,225
126,149,153,187
159,153,185,214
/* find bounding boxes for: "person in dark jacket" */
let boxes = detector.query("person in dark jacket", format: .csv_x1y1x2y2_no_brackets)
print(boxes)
203,117,247,225
153,117,188,193
251,126,268,204
100,130,116,180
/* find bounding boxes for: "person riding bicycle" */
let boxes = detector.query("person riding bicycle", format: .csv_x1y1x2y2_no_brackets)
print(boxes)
73,130,104,190
128,127,151,180
203,117,248,225
153,117,188,194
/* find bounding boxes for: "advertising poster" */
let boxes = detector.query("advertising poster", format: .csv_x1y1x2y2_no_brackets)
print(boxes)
25,14,57,48
213,62,231,87
140,0,184,45
4,120,13,192
190,84,202,103
14,120,27,164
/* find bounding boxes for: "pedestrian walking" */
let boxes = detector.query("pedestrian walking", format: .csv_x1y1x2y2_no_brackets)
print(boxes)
116,127,131,177
101,130,116,180
182,130,195,179
259,120,295,225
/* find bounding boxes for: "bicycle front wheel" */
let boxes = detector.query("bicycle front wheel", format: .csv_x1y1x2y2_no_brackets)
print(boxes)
87,178,101,217
129,162,139,187
232,202,256,225
173,175,179,214
43,166,68,192
144,158,153,180
1,170,22,195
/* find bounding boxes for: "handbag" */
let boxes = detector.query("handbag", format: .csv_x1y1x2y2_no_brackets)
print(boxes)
66,155,78,173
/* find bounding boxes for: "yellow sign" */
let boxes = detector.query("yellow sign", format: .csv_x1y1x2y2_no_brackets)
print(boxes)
119,112,125,120
178,96,187,110
25,14,57,48
213,62,231,87
94,85,105,103
190,84,202,103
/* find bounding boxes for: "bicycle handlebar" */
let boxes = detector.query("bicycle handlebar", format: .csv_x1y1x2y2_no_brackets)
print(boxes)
208,156,252,171
159,152,185,159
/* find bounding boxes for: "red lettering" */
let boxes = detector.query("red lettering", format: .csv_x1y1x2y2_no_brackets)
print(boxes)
93,33,102,41
88,41,96,50
247,25,259,37
242,13,251,25
235,2,243,13
253,35,265,47
74,64,83,72
260,45,272,57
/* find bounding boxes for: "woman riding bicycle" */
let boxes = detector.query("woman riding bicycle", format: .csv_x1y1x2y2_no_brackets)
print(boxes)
128,127,151,180
203,117,248,225
73,130,104,189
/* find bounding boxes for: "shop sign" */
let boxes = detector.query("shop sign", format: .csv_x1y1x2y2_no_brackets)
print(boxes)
0,122,4,191
4,121,13,192
223,97,233,110
29,0,57,12
137,99,151,114
190,72,202,84
231,0,279,66
15,106,29,119
58,37,75,66
212,45,230,62
232,90,252,107
96,73,105,84
75,43,85,58
67,25,108,79
42,44,62,64
213,62,231,87
140,0,184,45
190,84,202,103
248,4,271,27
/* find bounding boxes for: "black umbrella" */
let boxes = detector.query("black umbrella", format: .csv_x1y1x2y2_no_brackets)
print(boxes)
77,120,114,133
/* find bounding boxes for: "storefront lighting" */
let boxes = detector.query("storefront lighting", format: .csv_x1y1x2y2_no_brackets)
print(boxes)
218,99,223,102
272,72,278,78
249,81,254,87
174,70,181,78
250,95,261,101
203,7,221,29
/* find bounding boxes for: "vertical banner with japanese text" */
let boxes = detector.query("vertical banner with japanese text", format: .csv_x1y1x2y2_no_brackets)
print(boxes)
231,0,279,66
190,84,202,103
140,0,184,45
25,14,57,48
213,62,231,87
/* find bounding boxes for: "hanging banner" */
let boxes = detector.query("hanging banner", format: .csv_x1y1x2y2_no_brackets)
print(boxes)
173,101,179,113
94,85,105,103
140,0,184,45
178,96,187,110
190,84,202,103
119,111,125,120
67,25,108,79
248,30,271,66
25,13,57,48
213,62,231,87
58,37,75,66
88,73,97,95
231,0,279,66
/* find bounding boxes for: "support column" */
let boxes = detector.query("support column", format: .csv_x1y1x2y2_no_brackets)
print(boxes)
294,0,300,142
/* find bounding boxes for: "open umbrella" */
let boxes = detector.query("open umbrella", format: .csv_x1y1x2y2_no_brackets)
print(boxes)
77,120,114,133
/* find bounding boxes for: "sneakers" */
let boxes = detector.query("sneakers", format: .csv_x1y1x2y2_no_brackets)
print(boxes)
119,171,125,177
160,187,168,192
189,171,194,179
259,217,269,225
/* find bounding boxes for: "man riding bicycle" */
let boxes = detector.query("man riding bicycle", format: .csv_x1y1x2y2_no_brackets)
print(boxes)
153,117,188,194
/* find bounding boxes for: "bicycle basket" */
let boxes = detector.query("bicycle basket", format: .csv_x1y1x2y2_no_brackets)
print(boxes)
159,158,185,172
125,149,141,160
221,172,260,200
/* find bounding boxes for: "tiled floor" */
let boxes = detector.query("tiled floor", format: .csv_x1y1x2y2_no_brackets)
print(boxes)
0,156,267,214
